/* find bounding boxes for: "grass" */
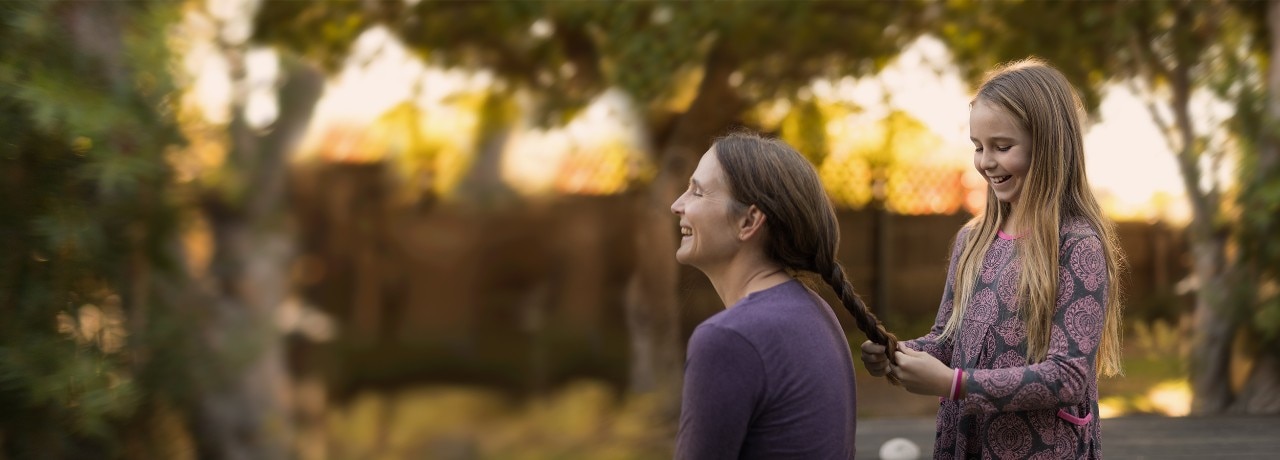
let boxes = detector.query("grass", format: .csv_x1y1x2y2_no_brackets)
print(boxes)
1098,319,1191,417
322,381,673,460
313,319,1199,458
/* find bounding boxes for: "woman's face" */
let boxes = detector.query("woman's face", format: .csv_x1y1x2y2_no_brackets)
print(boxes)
970,99,1031,206
670,148,745,270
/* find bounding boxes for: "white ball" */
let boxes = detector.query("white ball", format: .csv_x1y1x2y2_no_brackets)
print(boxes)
878,437,921,460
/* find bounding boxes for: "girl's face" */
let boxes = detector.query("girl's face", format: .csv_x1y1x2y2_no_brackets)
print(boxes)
670,149,745,271
970,99,1031,206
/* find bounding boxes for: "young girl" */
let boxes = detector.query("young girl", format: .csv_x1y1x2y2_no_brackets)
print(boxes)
673,132,900,459
860,59,1125,459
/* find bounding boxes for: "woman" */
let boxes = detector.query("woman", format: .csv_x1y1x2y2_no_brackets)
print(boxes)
672,132,899,459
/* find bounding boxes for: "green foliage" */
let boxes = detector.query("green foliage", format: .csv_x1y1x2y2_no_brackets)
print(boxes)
779,98,834,165
0,0,190,455
1228,43,1280,346
252,0,370,73
1168,0,1280,348
937,0,1133,112
938,0,1251,116
254,1,927,129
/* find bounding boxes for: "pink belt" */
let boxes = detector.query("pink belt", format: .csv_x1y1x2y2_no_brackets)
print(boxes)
1057,408,1094,426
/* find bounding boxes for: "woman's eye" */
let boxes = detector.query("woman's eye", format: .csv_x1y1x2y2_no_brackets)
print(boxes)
997,145,1012,152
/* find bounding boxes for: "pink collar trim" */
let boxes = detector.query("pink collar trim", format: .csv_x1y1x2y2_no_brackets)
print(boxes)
997,229,1022,240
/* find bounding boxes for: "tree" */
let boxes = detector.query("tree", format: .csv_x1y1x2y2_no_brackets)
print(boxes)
1224,0,1280,414
251,0,928,416
0,0,196,456
169,2,328,456
938,0,1280,414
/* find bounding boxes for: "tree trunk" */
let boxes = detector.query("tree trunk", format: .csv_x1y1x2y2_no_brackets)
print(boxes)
1156,46,1237,414
1232,350,1280,413
625,44,744,419
456,92,519,209
1268,0,1280,177
193,57,324,460
1187,249,1235,414
1226,0,1280,416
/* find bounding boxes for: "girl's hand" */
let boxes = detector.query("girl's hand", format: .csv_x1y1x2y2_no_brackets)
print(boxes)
891,346,955,398
859,340,891,378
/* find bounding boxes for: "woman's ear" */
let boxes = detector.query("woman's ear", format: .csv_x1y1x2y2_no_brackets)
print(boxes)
738,205,767,241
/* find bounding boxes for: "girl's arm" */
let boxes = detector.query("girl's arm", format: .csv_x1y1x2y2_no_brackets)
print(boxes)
902,227,970,364
961,233,1107,412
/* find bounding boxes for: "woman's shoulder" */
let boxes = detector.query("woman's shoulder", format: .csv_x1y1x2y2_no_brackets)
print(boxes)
708,279,800,313
704,281,825,331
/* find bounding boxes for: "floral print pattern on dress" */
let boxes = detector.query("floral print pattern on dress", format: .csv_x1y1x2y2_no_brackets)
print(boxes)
903,219,1107,459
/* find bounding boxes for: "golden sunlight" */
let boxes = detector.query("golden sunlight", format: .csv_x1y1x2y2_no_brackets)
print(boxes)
1146,380,1193,416
179,14,1203,218
1098,378,1192,418
503,89,654,197
823,36,1198,222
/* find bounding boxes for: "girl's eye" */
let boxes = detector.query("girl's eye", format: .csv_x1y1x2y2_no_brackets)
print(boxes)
997,145,1013,152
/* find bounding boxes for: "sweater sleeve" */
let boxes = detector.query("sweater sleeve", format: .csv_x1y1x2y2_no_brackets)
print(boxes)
902,227,970,365
963,233,1107,411
675,323,764,460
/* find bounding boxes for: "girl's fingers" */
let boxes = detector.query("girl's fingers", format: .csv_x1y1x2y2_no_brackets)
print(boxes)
886,365,903,386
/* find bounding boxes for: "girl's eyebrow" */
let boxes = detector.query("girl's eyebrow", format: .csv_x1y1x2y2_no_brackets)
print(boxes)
971,135,1018,143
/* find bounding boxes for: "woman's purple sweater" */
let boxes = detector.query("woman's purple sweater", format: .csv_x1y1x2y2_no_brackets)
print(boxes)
676,279,857,459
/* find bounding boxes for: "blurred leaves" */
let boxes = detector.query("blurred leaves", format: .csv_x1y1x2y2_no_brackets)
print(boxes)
0,0,190,455
780,98,835,166
1203,1,1280,347
253,0,927,132
938,0,1137,113
252,0,371,72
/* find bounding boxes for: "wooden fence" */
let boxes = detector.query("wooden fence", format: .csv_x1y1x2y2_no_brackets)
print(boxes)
290,163,1191,395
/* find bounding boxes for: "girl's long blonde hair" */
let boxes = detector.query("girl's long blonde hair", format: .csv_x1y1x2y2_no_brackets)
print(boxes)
940,58,1125,376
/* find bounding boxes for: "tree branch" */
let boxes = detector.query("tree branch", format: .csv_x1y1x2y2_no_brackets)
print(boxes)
1125,77,1181,156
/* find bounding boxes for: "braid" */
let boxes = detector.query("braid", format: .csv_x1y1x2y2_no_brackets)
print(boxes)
710,132,903,384
825,262,902,383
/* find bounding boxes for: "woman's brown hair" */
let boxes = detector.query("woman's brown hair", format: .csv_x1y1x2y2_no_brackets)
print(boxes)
712,132,901,369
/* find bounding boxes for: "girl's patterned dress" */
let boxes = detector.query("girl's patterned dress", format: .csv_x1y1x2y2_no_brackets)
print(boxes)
905,219,1107,459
